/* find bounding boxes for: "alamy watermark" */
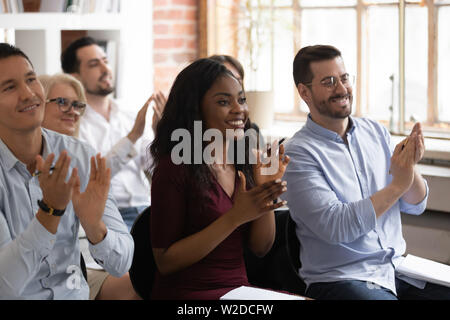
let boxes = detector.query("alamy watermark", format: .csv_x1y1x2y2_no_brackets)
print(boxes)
170,121,281,175
66,265,82,290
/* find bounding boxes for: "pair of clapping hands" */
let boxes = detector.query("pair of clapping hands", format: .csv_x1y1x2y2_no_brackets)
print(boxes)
35,152,110,230
228,140,290,226
390,122,425,191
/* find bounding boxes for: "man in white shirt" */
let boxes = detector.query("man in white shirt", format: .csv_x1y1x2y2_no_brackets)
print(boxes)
61,37,165,230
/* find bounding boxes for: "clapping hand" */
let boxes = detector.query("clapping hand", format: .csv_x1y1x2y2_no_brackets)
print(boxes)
390,133,416,192
227,171,287,226
72,153,111,243
151,91,167,134
253,140,290,186
409,122,425,164
35,151,78,211
127,95,153,143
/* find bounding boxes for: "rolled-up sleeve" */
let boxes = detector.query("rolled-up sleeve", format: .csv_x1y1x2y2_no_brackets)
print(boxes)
0,213,56,298
281,147,377,245
399,178,429,216
88,192,134,278
105,137,138,177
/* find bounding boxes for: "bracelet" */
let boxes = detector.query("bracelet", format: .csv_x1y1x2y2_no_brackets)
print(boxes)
37,199,66,217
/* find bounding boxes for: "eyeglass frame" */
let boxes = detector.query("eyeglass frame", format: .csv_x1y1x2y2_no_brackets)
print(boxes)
46,97,87,115
303,73,355,91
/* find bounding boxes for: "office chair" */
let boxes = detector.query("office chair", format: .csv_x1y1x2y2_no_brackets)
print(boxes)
244,209,291,290
244,209,307,295
129,206,155,300
285,213,307,295
80,254,87,281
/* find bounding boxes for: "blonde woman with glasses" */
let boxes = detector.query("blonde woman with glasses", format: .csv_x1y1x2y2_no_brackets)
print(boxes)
38,73,140,300
39,73,86,137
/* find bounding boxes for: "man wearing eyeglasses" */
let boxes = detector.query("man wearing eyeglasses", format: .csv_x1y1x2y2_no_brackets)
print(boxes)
281,45,450,300
61,37,166,231
0,43,133,299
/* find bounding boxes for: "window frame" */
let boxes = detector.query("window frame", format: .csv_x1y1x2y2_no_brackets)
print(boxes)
205,0,450,139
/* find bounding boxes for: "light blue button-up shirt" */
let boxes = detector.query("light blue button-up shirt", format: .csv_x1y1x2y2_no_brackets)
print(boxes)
281,115,428,295
0,128,134,300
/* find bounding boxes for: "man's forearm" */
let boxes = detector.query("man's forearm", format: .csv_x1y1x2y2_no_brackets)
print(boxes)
370,183,406,218
401,168,427,205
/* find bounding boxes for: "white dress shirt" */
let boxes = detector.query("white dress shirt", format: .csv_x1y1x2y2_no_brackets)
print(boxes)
78,100,151,208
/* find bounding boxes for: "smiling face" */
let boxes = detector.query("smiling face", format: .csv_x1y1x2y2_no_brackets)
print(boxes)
74,44,114,96
201,74,249,141
300,56,353,120
0,56,45,136
42,82,81,136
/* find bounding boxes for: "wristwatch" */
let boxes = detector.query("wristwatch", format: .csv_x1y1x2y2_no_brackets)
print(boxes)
37,199,66,217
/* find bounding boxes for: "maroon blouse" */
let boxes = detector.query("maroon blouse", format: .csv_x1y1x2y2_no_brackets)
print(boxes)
150,156,250,300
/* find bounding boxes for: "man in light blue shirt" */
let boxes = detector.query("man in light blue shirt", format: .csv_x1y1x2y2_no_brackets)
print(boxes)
0,43,133,299
282,45,450,299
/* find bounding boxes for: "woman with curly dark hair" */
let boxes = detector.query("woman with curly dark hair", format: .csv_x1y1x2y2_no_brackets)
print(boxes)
149,58,289,300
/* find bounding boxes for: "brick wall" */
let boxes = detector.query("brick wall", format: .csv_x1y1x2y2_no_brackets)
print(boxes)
153,0,199,94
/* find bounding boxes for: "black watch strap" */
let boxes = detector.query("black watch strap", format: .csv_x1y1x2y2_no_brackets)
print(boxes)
37,199,66,216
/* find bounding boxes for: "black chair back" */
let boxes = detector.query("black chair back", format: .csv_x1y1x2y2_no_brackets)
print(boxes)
129,206,155,300
244,209,307,295
80,254,87,281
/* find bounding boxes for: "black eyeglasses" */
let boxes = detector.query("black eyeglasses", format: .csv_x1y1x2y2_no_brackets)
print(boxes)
46,97,86,115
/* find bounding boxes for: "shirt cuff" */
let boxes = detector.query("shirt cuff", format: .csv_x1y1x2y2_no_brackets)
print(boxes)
88,228,114,266
400,178,429,215
22,217,57,259
109,137,138,165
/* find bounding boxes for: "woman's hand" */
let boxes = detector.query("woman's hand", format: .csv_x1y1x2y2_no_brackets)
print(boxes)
253,141,290,186
227,171,287,227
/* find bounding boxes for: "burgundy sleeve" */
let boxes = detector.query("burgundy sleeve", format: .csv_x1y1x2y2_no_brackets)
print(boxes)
150,157,187,249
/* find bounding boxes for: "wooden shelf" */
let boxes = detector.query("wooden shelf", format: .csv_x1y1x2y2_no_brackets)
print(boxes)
0,0,153,114
0,13,123,29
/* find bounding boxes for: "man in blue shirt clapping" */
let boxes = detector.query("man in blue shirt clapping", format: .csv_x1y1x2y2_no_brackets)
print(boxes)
282,45,450,300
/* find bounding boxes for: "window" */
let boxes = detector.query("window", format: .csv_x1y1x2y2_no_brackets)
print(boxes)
211,0,450,138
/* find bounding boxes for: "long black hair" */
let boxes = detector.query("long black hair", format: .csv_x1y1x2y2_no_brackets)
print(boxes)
148,58,256,198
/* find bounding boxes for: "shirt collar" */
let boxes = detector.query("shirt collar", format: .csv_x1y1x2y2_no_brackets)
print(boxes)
0,128,53,172
41,128,53,158
0,137,20,171
305,114,357,142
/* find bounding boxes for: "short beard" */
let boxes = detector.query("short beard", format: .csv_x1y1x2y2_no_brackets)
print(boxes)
315,94,352,119
86,86,114,97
